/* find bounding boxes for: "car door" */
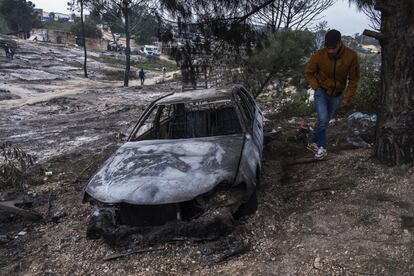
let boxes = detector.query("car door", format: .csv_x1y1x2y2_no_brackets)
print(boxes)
239,87,264,159
233,87,262,190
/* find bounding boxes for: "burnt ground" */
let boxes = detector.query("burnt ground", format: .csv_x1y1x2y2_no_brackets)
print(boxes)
1,39,414,275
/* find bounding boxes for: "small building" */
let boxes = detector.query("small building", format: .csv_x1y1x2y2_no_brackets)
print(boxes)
41,11,72,22
54,12,71,22
29,29,108,50
30,28,75,44
42,11,50,21
33,8,43,21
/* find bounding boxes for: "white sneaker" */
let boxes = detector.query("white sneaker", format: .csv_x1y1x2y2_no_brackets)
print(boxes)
315,147,328,160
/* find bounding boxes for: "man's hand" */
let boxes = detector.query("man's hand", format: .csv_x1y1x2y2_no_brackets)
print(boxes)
341,99,351,107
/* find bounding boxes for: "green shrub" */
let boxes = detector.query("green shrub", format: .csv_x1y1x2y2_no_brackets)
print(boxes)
70,20,102,39
0,142,35,191
352,56,381,114
243,30,316,97
279,99,314,118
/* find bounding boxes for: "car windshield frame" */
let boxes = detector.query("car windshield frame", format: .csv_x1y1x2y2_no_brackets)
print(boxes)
129,97,246,141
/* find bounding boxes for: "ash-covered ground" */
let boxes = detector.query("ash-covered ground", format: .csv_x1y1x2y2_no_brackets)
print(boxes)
1,39,413,275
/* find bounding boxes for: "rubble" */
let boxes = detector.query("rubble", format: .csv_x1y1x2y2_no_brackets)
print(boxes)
0,234,11,244
86,187,245,246
17,231,27,236
51,211,66,223
346,111,377,148
348,112,377,122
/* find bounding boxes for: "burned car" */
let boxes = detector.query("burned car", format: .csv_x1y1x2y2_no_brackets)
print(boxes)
84,85,263,240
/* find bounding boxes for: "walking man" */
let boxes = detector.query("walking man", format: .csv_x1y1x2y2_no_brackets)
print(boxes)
139,68,145,86
8,46,14,60
305,29,360,160
162,66,167,82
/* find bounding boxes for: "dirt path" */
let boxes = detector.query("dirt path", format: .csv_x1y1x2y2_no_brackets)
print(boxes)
0,71,179,110
129,70,179,87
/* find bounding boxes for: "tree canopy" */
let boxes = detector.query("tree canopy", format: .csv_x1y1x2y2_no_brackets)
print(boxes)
70,20,103,39
131,9,159,44
0,0,42,33
243,30,315,95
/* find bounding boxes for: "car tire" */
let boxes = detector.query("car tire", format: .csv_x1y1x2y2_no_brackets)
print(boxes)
235,190,258,218
256,167,262,190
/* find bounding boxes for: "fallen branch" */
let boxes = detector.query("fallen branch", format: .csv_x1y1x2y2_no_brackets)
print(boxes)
103,248,163,261
74,161,96,183
213,242,250,263
0,199,42,221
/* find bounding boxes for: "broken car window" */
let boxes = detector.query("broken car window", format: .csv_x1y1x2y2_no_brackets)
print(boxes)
235,93,254,129
132,99,242,141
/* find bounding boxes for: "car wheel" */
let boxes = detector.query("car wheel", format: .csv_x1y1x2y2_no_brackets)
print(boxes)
86,207,116,240
256,167,262,190
235,190,258,218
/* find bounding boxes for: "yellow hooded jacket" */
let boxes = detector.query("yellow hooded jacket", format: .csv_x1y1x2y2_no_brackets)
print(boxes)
305,45,360,102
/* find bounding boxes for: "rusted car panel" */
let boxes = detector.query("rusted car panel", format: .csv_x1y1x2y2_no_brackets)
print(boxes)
231,86,264,196
84,85,264,234
85,134,244,205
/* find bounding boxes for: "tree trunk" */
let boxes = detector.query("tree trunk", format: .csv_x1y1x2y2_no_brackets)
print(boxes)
374,0,414,165
123,4,131,87
80,0,88,78
110,27,118,47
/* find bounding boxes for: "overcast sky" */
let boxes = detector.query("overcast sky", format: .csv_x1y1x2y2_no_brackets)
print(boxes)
30,0,371,35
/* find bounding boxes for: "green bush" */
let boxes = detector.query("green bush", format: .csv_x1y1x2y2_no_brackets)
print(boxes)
70,20,102,39
0,17,11,34
0,0,42,33
279,99,314,118
243,30,316,97
352,56,381,114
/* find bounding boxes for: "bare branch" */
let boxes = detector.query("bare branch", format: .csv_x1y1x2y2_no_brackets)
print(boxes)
363,29,384,41
251,0,334,31
362,5,381,31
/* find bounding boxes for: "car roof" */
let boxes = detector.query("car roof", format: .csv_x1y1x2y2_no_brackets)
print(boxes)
157,87,235,105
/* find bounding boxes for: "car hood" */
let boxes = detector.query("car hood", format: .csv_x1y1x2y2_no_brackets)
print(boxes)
85,134,244,205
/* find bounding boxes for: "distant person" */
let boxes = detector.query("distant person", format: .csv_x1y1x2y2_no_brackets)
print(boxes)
4,43,9,58
8,46,14,60
304,29,360,160
139,68,145,86
162,66,167,81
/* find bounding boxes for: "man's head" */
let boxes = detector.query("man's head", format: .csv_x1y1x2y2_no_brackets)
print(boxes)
325,29,342,57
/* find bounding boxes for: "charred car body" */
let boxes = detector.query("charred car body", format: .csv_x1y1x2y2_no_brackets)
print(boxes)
84,85,263,240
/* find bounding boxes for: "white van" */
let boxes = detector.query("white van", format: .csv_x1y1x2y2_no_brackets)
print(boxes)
141,45,160,56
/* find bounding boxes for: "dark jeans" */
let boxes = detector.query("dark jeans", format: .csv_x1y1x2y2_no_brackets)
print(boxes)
311,88,341,148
